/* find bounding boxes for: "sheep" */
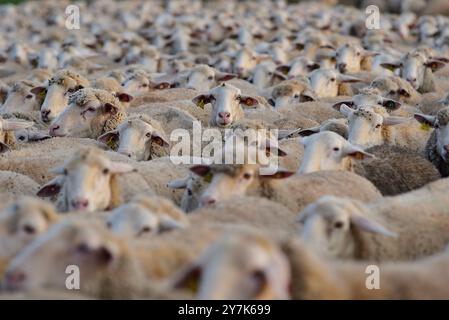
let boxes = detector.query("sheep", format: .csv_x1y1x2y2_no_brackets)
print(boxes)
1,219,191,299
171,228,291,299
370,75,422,105
296,118,349,139
36,147,153,212
275,57,320,80
188,163,381,212
285,236,449,299
298,130,441,195
340,104,429,151
0,116,34,152
334,43,375,74
0,197,59,260
308,69,362,98
0,80,45,114
191,83,262,127
48,88,126,139
39,69,90,123
0,171,41,207
415,107,449,177
98,114,169,161
92,76,134,108
265,79,316,109
106,194,189,238
182,64,237,92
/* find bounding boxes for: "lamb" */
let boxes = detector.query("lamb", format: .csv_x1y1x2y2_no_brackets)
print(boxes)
370,75,422,105
98,114,170,161
188,163,381,212
0,80,45,114
191,83,262,127
38,69,90,122
285,236,449,299
0,197,59,260
106,195,189,237
1,219,191,299
36,147,153,212
298,130,440,195
340,104,430,151
414,107,449,177
48,88,127,139
308,68,362,98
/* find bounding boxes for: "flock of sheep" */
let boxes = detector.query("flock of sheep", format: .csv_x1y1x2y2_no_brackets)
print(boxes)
1,0,449,299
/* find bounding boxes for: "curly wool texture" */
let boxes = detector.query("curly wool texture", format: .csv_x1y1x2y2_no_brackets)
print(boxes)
48,69,89,89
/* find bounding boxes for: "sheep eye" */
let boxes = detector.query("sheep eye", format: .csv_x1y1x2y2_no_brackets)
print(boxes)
243,172,252,180
334,221,344,229
142,83,148,88
330,78,336,82
102,168,110,175
18,136,25,141
25,94,33,99
333,147,340,151
389,90,395,95
187,189,193,196
375,124,381,128
146,132,152,138
294,94,300,99
208,76,213,80
141,226,152,233
356,52,361,56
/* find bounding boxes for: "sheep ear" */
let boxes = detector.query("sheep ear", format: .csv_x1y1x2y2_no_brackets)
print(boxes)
116,93,133,103
338,74,362,83
298,127,320,137
192,94,213,109
30,86,47,96
2,120,34,131
103,103,118,115
414,113,437,127
426,60,446,72
263,140,288,157
307,62,320,71
276,65,291,75
215,72,237,82
300,91,316,102
239,96,259,107
37,176,63,197
27,131,51,142
0,142,11,153
167,176,189,189
159,215,187,232
109,162,135,174
332,101,354,111
380,62,401,71
382,99,401,111
189,165,211,177
350,214,397,237
343,144,374,160
273,71,287,81
260,168,295,179
172,264,202,292
98,130,119,147
383,116,409,126
150,131,170,147
278,128,302,140
340,104,355,118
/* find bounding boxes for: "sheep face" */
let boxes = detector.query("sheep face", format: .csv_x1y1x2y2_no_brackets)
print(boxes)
401,53,427,90
250,61,284,90
0,82,43,114
0,198,58,259
298,196,396,259
49,92,120,138
192,83,258,127
185,66,236,92
0,118,34,151
298,131,372,174
98,117,169,161
40,73,86,123
309,69,360,98
415,108,449,161
342,105,408,148
3,221,127,293
233,47,270,78
285,57,319,79
106,202,185,238
173,230,291,299
335,44,369,74
37,148,134,212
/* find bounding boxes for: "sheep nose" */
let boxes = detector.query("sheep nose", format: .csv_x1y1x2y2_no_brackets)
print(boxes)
71,199,89,211
218,112,231,119
407,77,417,83
4,270,26,290
49,124,60,136
200,197,216,206
41,110,51,122
337,63,347,73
